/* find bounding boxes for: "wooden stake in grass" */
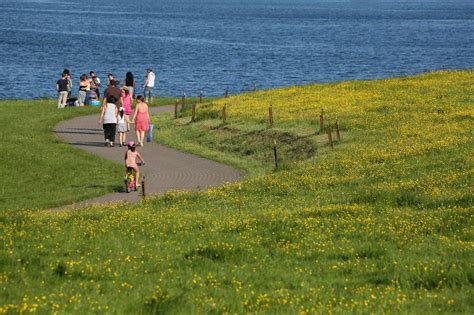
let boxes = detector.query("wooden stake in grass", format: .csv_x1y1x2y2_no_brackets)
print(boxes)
174,99,179,119
268,105,274,128
222,104,227,125
335,119,341,141
141,175,146,198
327,126,334,149
319,108,324,132
273,139,278,170
199,90,203,103
224,87,229,98
191,103,197,122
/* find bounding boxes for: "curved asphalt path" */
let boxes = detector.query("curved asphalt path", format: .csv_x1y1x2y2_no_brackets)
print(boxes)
55,106,241,208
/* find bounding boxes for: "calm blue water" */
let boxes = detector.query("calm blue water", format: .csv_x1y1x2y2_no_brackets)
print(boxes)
0,0,472,99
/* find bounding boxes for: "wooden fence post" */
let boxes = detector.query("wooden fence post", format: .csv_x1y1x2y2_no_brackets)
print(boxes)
199,90,203,103
335,120,341,141
191,103,197,122
224,87,229,98
222,104,227,125
327,126,334,149
319,109,324,132
269,105,274,128
174,99,179,119
273,139,278,170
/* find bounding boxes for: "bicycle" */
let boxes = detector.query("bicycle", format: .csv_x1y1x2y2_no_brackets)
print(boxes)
124,162,144,193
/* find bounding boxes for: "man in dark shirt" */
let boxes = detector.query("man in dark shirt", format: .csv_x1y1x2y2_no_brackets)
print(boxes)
56,72,69,108
102,79,122,108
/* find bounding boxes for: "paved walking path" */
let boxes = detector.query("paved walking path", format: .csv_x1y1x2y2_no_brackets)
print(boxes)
55,106,241,208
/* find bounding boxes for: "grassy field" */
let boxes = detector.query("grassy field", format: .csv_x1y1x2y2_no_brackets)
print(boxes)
0,71,473,313
0,97,204,210
0,100,121,210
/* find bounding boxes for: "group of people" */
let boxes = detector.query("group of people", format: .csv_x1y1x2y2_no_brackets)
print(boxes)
98,93,150,148
56,68,156,108
56,68,156,188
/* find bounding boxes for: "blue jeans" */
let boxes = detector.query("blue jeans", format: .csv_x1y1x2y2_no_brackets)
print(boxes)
77,90,87,106
144,86,153,100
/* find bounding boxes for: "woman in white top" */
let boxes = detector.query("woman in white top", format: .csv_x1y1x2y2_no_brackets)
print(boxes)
99,95,119,147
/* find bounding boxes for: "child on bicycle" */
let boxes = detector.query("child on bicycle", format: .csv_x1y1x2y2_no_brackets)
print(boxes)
124,141,145,187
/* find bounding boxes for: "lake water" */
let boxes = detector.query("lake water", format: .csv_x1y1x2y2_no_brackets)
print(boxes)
0,0,472,99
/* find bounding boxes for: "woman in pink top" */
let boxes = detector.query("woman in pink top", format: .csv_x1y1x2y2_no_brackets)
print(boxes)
121,86,133,115
124,141,145,187
121,87,133,130
132,95,150,146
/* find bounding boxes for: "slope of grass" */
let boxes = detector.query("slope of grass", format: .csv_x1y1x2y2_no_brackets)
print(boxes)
0,100,122,210
0,71,473,313
0,97,182,210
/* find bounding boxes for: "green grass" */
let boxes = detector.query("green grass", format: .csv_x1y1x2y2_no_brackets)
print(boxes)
0,71,472,313
0,100,121,210
0,98,182,210
154,112,331,176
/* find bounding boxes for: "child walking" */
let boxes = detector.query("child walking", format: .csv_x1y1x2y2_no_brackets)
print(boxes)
124,141,145,187
117,107,130,147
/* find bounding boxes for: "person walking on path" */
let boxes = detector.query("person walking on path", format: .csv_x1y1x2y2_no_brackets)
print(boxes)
132,95,150,147
99,95,119,147
121,86,133,130
117,107,130,147
103,79,122,108
56,72,69,108
78,74,90,106
143,67,155,103
124,71,135,99
89,71,101,99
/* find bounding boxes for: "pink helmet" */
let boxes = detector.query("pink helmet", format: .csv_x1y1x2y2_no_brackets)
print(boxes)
127,141,136,148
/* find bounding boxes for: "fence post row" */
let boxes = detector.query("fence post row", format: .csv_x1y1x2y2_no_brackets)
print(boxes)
224,88,229,98
199,91,203,103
